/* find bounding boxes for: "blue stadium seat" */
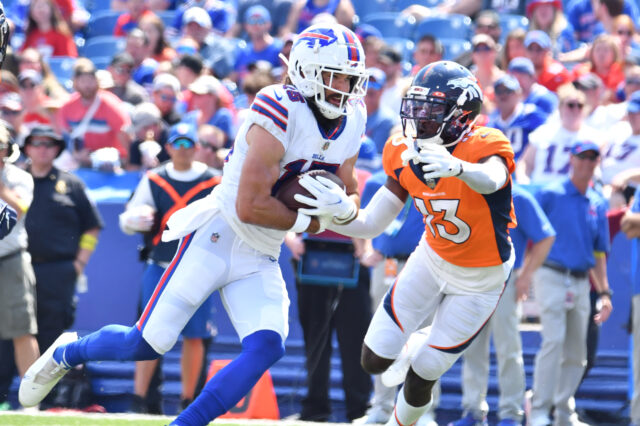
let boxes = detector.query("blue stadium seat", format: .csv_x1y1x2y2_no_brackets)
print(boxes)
393,0,447,11
82,0,113,13
352,0,395,21
439,38,472,61
156,10,177,29
81,36,126,60
383,37,415,64
85,10,121,39
91,56,112,70
413,14,473,42
48,56,76,92
499,14,529,42
362,12,417,39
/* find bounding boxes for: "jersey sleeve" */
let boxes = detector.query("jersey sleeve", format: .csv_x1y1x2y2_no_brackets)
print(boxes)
248,84,293,149
381,134,408,182
473,127,516,174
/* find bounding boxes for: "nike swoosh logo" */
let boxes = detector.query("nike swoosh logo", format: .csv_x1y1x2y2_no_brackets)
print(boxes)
274,92,282,101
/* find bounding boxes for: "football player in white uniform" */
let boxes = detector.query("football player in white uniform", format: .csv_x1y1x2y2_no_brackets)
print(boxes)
19,23,368,426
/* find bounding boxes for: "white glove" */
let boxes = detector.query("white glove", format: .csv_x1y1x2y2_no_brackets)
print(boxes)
418,144,464,180
294,175,357,224
119,204,156,234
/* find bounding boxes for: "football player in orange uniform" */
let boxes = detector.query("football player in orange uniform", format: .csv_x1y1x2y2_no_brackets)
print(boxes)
296,61,517,426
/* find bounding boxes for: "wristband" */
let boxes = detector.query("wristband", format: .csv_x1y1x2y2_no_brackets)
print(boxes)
79,233,98,250
598,289,613,298
289,212,311,233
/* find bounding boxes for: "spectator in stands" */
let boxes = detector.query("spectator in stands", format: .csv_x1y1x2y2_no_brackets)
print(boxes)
175,54,203,91
524,30,572,92
114,0,156,37
107,52,149,107
0,71,19,95
280,0,355,37
0,126,40,394
508,56,559,116
127,102,169,171
151,73,182,126
412,35,443,76
526,0,577,55
377,45,405,122
235,67,275,127
232,5,283,83
119,122,220,414
194,124,226,172
230,0,291,39
529,140,612,426
0,94,27,146
517,84,598,184
23,124,102,386
18,48,68,103
621,187,640,426
139,13,177,64
125,28,158,88
56,58,132,169
356,26,384,70
187,75,234,146
573,72,611,130
8,0,89,36
19,70,59,128
601,91,640,208
487,74,548,160
171,0,236,36
572,34,625,102
455,10,503,70
501,29,527,70
471,34,504,116
364,68,399,154
612,14,640,60
21,0,77,58
565,0,639,45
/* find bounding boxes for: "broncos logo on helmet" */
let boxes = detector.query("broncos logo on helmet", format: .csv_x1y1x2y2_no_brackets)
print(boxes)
294,28,338,49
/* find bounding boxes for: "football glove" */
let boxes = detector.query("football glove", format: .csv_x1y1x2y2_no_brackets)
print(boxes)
418,144,464,180
0,202,17,240
294,174,357,224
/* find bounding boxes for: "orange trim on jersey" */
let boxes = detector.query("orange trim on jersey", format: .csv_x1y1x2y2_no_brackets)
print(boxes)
147,172,221,246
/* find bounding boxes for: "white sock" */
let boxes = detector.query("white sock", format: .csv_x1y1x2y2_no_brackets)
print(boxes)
391,386,431,426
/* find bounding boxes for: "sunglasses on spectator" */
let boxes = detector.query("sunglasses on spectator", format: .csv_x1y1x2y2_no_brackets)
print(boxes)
170,138,195,149
201,142,220,152
617,29,633,36
626,78,640,85
575,152,599,161
476,23,498,30
157,93,177,102
29,140,58,148
565,101,584,110
114,66,133,74
0,108,20,116
19,81,36,89
473,44,493,53
526,44,545,53
494,86,515,96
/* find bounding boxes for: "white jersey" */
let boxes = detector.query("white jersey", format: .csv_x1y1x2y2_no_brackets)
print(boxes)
528,122,601,184
601,123,640,184
213,83,366,257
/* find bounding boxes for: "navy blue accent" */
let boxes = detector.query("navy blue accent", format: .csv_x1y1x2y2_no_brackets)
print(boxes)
174,330,284,425
409,159,440,187
316,115,347,140
393,167,403,181
54,325,160,368
481,180,514,263
250,104,287,131
435,318,491,354
382,283,402,330
0,202,17,240
256,94,288,118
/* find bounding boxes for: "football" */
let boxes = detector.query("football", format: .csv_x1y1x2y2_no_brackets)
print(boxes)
275,170,345,211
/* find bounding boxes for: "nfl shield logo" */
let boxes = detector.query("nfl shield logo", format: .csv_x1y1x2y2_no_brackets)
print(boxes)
426,179,436,189
210,232,220,243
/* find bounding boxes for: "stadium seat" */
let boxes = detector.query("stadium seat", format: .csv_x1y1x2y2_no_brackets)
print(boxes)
156,10,177,29
81,36,126,60
91,56,112,70
499,14,529,42
82,0,113,13
414,14,473,42
362,12,417,39
85,10,121,39
351,0,395,21
383,37,415,64
48,56,76,92
393,0,447,11
439,38,472,61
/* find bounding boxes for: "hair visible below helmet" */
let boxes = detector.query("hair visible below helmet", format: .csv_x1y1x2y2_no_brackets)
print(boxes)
286,23,367,119
401,61,483,147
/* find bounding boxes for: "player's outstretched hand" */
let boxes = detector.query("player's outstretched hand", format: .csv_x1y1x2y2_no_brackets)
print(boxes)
294,175,357,224
418,144,464,180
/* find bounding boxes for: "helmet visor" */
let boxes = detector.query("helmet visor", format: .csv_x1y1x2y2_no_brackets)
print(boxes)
400,96,449,139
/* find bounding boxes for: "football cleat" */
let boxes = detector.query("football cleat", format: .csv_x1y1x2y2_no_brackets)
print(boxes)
19,331,78,407
447,413,489,426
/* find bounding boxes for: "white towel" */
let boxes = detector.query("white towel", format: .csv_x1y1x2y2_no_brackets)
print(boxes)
161,195,219,242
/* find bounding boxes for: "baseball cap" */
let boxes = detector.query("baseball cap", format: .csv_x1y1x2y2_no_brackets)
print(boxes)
183,6,212,29
189,75,221,96
494,74,520,92
168,122,198,147
24,124,66,157
367,68,386,91
526,0,562,18
379,45,402,65
152,73,180,94
355,23,383,42
571,140,600,156
508,57,535,76
573,72,603,91
0,93,23,111
472,33,496,49
245,5,271,25
110,52,135,68
131,102,161,132
627,90,640,113
18,69,42,85
95,69,114,89
524,30,551,49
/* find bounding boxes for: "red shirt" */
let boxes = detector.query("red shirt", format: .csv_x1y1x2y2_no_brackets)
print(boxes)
537,56,573,92
21,29,77,57
572,61,625,92
114,10,156,37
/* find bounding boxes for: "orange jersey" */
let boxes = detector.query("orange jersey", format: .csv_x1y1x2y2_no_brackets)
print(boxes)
382,127,516,268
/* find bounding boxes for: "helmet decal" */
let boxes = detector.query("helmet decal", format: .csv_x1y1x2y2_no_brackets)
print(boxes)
295,28,338,49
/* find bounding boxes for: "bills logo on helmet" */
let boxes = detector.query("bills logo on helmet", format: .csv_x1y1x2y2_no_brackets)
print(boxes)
448,77,483,102
295,28,338,49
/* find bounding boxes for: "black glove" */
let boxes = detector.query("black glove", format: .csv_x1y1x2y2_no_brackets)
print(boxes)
0,202,17,240
0,2,9,70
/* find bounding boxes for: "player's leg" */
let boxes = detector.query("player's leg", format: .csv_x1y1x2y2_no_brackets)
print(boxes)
172,244,288,425
553,277,590,424
530,267,568,425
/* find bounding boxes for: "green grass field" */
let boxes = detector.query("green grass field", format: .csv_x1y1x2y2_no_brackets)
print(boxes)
0,413,319,426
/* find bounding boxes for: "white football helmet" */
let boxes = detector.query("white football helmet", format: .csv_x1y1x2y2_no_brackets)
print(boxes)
285,23,367,119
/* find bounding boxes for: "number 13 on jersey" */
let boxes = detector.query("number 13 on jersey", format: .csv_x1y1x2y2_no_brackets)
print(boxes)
414,197,471,244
